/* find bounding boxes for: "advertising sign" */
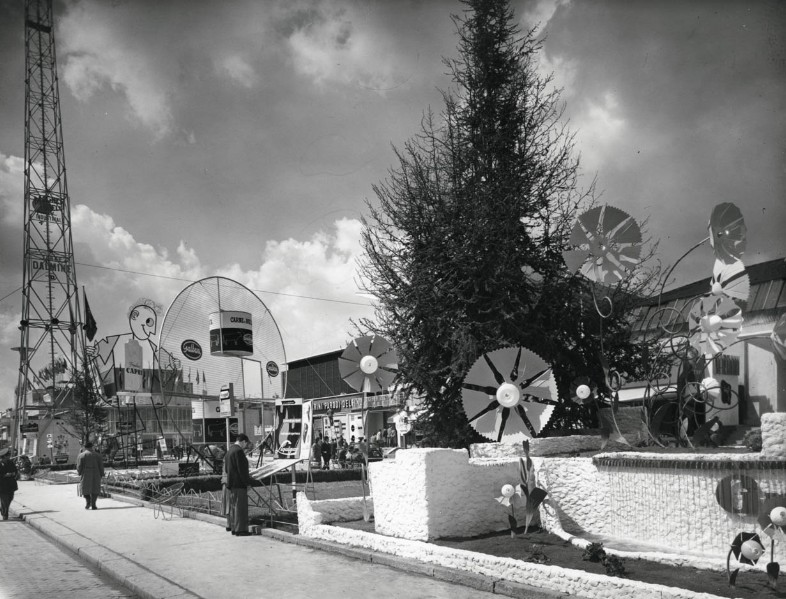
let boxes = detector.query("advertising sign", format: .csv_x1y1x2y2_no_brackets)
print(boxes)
191,400,221,420
209,310,253,356
123,338,143,391
180,339,202,361
219,398,234,418
28,254,71,282
275,398,305,459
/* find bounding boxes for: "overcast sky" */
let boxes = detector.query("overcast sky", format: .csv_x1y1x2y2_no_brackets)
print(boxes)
0,0,784,411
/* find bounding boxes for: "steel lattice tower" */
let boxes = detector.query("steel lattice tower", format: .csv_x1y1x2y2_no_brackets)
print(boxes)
13,0,85,454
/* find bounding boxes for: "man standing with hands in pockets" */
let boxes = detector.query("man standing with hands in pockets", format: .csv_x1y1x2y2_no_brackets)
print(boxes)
0,448,18,520
224,433,254,536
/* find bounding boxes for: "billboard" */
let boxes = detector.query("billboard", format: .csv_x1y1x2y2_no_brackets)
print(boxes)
274,398,312,460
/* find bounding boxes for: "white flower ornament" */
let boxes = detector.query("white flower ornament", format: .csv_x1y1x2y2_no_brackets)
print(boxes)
688,295,743,356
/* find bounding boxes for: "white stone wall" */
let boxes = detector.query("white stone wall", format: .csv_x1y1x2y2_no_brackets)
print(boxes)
298,493,733,599
535,457,610,536
367,447,786,569
761,412,786,458
471,436,605,458
370,448,521,540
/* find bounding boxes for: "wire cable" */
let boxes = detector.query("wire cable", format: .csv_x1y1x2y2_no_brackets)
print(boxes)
65,261,372,306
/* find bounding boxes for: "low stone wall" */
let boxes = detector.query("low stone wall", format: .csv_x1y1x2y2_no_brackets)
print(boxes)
471,436,606,458
297,493,731,599
762,412,786,458
366,447,786,571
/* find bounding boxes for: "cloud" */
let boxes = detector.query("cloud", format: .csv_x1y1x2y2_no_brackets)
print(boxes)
0,153,23,226
217,216,373,359
522,0,573,31
573,91,627,174
58,1,174,139
70,204,371,347
0,200,374,409
284,3,401,92
216,54,259,88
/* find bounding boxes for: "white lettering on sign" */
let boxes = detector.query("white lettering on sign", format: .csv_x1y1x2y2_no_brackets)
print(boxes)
29,257,72,274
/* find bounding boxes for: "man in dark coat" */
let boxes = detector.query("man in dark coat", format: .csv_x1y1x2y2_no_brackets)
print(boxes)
224,434,254,536
0,448,18,520
76,441,104,510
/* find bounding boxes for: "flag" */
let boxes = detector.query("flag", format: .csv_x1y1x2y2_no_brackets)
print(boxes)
188,367,192,383
196,370,200,385
83,290,98,342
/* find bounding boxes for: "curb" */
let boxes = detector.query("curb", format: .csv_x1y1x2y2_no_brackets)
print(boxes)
9,502,200,599
255,525,566,599
106,490,567,599
16,488,569,599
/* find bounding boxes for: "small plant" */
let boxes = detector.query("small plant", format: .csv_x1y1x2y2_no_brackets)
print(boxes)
582,542,607,563
526,543,549,564
495,441,548,537
603,554,627,577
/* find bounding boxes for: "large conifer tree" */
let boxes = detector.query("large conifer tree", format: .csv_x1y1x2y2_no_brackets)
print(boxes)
360,0,649,447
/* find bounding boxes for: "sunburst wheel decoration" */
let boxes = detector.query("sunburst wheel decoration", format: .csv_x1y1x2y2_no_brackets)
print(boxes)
710,259,749,302
708,203,746,264
688,295,743,356
461,346,557,443
338,335,398,393
771,314,786,361
562,205,642,285
569,376,596,405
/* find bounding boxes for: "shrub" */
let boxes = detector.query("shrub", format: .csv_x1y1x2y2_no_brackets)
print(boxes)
603,554,627,577
582,542,606,563
526,544,549,564
743,428,762,452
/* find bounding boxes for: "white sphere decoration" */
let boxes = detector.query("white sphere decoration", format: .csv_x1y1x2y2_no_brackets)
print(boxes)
771,506,786,527
740,539,765,561
501,484,515,498
359,355,379,374
576,384,591,400
496,382,521,408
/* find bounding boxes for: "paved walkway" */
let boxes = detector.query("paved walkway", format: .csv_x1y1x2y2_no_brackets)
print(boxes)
6,481,528,599
0,517,135,599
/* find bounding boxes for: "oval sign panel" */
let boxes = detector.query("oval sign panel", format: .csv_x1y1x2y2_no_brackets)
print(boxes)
181,339,203,361
266,361,280,377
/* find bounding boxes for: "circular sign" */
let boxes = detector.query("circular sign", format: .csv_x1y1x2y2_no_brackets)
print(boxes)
181,339,203,361
266,361,280,377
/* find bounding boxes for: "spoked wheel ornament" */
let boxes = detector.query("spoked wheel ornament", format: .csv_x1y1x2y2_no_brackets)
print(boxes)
338,335,398,393
562,205,642,285
461,346,557,443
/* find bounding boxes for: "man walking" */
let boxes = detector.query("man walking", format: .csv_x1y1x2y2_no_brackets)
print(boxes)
224,433,254,536
0,448,18,520
76,441,104,510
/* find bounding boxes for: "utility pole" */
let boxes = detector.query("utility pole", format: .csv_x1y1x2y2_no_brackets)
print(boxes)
13,0,85,456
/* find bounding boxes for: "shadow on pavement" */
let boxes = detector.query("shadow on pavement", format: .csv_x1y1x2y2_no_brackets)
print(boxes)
17,510,59,515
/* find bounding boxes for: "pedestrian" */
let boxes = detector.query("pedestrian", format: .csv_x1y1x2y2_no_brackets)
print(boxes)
320,436,332,470
224,433,254,536
76,441,104,510
0,448,18,520
311,435,322,469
